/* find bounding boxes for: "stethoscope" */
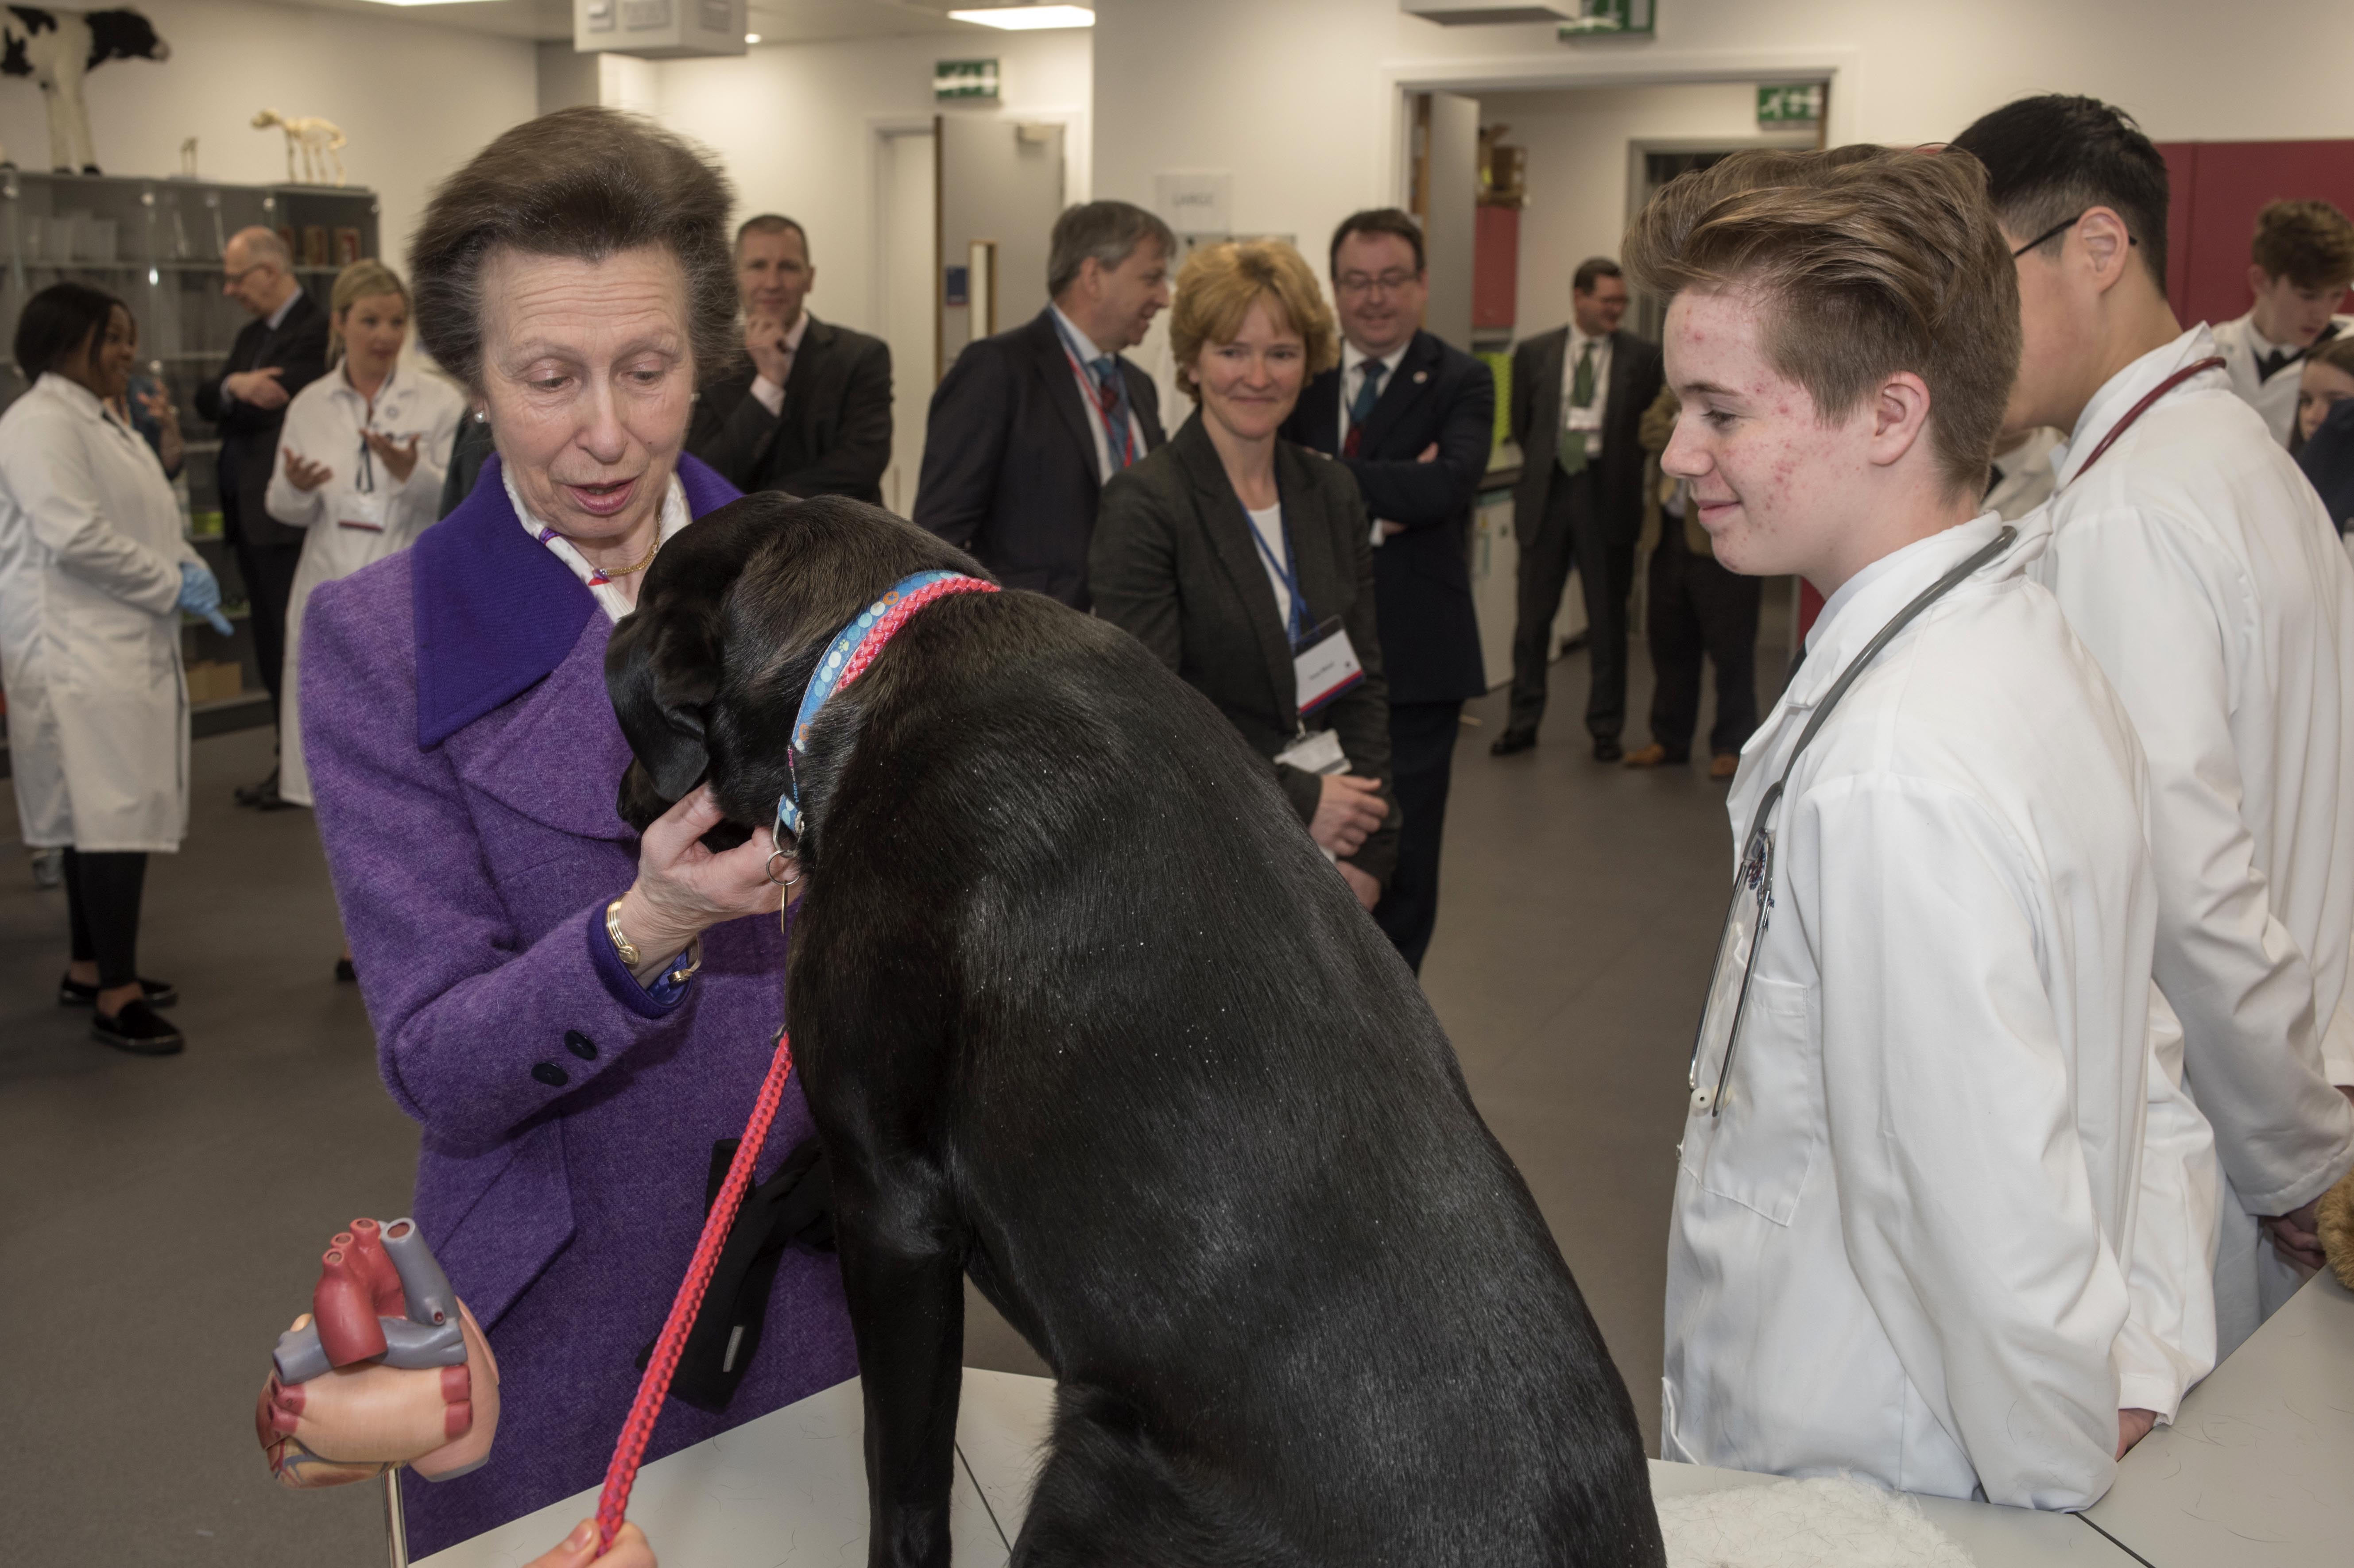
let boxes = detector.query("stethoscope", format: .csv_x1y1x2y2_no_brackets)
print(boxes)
1686,524,2017,1118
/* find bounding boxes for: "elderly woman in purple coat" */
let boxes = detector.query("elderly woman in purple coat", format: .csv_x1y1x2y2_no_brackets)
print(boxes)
299,108,857,1555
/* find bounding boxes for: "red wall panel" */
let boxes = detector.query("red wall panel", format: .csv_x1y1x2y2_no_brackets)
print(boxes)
1474,205,1520,331
2156,139,2354,328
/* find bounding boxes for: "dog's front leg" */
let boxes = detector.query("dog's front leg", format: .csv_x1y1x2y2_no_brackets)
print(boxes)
833,1151,966,1568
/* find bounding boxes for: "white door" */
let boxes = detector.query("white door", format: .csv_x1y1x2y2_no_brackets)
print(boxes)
878,127,936,518
1422,92,1480,351
937,116,1065,368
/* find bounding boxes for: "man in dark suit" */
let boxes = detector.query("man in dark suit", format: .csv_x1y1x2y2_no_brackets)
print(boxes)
914,200,1173,606
1493,258,1665,760
193,224,328,807
1282,209,1493,973
687,214,892,504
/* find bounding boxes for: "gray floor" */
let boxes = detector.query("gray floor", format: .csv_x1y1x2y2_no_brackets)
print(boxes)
0,591,1790,1564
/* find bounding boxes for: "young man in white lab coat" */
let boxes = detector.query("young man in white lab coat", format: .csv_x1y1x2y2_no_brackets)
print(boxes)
1955,97,2354,1355
2210,199,2354,448
1639,145,2217,1511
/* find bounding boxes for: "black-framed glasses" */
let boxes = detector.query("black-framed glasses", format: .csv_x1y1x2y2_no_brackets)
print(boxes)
2011,210,2138,259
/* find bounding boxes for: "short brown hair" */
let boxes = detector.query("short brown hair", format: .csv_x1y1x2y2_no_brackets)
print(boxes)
1169,239,1340,400
2252,199,2354,290
1047,201,1176,298
736,212,809,259
1623,145,2019,498
410,107,736,393
1329,209,1424,275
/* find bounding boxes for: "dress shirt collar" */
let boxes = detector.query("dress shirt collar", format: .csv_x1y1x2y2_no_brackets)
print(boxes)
778,311,812,355
1568,322,1611,357
1050,303,1111,365
265,290,301,332
2050,324,2228,492
1342,336,1409,382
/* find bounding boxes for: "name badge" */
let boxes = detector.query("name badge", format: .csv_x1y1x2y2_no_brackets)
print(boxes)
1293,615,1363,715
337,491,386,533
1275,726,1348,776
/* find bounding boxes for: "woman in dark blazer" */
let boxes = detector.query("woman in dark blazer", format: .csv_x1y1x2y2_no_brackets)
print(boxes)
1091,240,1396,907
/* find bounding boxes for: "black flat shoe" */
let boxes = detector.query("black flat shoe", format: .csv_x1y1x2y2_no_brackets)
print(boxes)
335,957,358,984
92,998,185,1056
59,973,178,1008
1592,736,1625,762
1490,727,1538,757
234,769,281,809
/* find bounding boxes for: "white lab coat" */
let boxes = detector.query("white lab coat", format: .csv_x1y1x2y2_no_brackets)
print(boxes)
0,454,70,847
2023,325,2354,1352
1664,517,2219,1511
0,374,198,851
263,360,461,807
2213,310,2354,448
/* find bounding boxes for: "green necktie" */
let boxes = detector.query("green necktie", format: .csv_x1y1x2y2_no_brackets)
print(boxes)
1558,340,1597,476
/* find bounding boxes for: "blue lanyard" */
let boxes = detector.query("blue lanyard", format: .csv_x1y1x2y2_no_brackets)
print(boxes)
1244,502,1312,647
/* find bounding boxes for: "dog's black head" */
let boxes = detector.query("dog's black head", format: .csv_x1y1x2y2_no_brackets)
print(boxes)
607,492,988,850
85,9,166,65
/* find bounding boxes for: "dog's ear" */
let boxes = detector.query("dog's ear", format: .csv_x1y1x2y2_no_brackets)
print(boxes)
608,599,725,807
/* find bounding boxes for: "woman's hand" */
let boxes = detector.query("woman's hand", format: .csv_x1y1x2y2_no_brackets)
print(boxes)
2116,1407,2157,1459
1309,773,1388,859
615,786,790,980
1337,862,1380,911
283,447,334,493
527,1519,657,1568
364,429,422,486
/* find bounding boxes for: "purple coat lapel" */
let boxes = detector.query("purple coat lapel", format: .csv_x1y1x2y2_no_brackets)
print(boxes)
411,451,742,749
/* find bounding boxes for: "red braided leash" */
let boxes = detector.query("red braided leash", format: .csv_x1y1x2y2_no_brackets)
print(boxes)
591,574,995,1556
594,1030,795,1554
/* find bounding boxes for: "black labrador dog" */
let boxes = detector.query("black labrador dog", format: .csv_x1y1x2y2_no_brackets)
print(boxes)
608,494,1663,1567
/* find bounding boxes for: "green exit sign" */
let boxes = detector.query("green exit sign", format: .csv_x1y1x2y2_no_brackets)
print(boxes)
935,58,1000,102
1558,0,1654,38
1757,83,1824,125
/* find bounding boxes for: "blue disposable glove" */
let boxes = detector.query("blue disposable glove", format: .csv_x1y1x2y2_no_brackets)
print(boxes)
178,561,232,635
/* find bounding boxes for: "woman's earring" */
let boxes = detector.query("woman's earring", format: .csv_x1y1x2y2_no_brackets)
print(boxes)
472,407,488,425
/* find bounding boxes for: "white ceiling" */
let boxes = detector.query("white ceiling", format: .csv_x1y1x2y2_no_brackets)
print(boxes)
258,0,1020,46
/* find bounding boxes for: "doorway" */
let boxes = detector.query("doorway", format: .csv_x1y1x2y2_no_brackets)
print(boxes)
877,125,935,517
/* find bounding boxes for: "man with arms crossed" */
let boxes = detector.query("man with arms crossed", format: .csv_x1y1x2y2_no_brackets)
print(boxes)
2212,198,2354,449
1645,146,2215,1508
1955,97,2354,1354
688,214,892,504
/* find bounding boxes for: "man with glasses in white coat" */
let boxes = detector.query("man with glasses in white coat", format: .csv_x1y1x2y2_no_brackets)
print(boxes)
1955,95,2354,1356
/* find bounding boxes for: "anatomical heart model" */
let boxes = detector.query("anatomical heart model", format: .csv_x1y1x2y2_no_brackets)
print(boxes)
256,1217,499,1488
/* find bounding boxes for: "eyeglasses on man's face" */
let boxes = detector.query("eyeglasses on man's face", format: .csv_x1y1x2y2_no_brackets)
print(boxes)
1336,270,1421,298
2010,211,2138,260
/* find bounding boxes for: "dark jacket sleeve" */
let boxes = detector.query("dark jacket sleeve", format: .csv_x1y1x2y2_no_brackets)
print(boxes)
1338,358,1495,530
1088,464,1184,671
687,372,768,490
193,326,250,430
278,314,330,403
1510,338,1541,454
194,314,329,435
776,336,894,501
1318,467,1398,888
913,340,1014,550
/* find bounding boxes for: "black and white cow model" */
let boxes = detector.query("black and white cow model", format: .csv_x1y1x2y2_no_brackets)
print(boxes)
1,8,171,174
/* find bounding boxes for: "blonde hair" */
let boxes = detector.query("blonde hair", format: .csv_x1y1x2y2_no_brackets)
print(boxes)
1169,239,1339,400
1623,145,2020,499
328,259,409,364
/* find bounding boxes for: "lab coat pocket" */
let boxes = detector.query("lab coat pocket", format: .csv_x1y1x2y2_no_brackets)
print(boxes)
1691,975,1820,1225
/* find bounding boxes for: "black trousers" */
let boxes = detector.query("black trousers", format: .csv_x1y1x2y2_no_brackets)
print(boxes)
1507,468,1637,739
1645,529,1763,759
228,497,304,726
63,848,147,989
1371,699,1463,974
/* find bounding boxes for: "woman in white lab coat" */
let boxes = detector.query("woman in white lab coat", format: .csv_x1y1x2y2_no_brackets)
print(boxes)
267,260,462,823
0,283,225,1055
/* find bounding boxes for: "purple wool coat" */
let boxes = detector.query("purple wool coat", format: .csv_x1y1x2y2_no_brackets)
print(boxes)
302,453,858,1556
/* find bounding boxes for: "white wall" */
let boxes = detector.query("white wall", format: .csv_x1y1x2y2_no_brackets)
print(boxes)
1094,0,2354,337
649,28,1092,340
0,0,538,266
1483,83,1809,336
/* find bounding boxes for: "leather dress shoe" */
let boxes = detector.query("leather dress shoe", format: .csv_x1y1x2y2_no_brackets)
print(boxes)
1490,727,1538,757
60,973,178,1008
92,997,185,1056
233,768,279,808
1592,736,1624,763
336,956,358,984
1621,744,1688,769
1709,753,1741,781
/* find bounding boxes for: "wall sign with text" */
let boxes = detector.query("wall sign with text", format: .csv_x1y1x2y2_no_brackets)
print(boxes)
936,59,1001,102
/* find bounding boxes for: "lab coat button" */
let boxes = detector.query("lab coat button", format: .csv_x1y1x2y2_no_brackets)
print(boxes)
564,1030,597,1060
531,1062,569,1087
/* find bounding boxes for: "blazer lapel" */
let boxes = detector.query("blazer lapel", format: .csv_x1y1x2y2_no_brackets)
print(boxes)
1026,310,1103,476
1295,367,1343,454
1176,419,1297,715
1606,329,1639,443
454,612,640,843
1531,329,1566,460
1358,333,1440,457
